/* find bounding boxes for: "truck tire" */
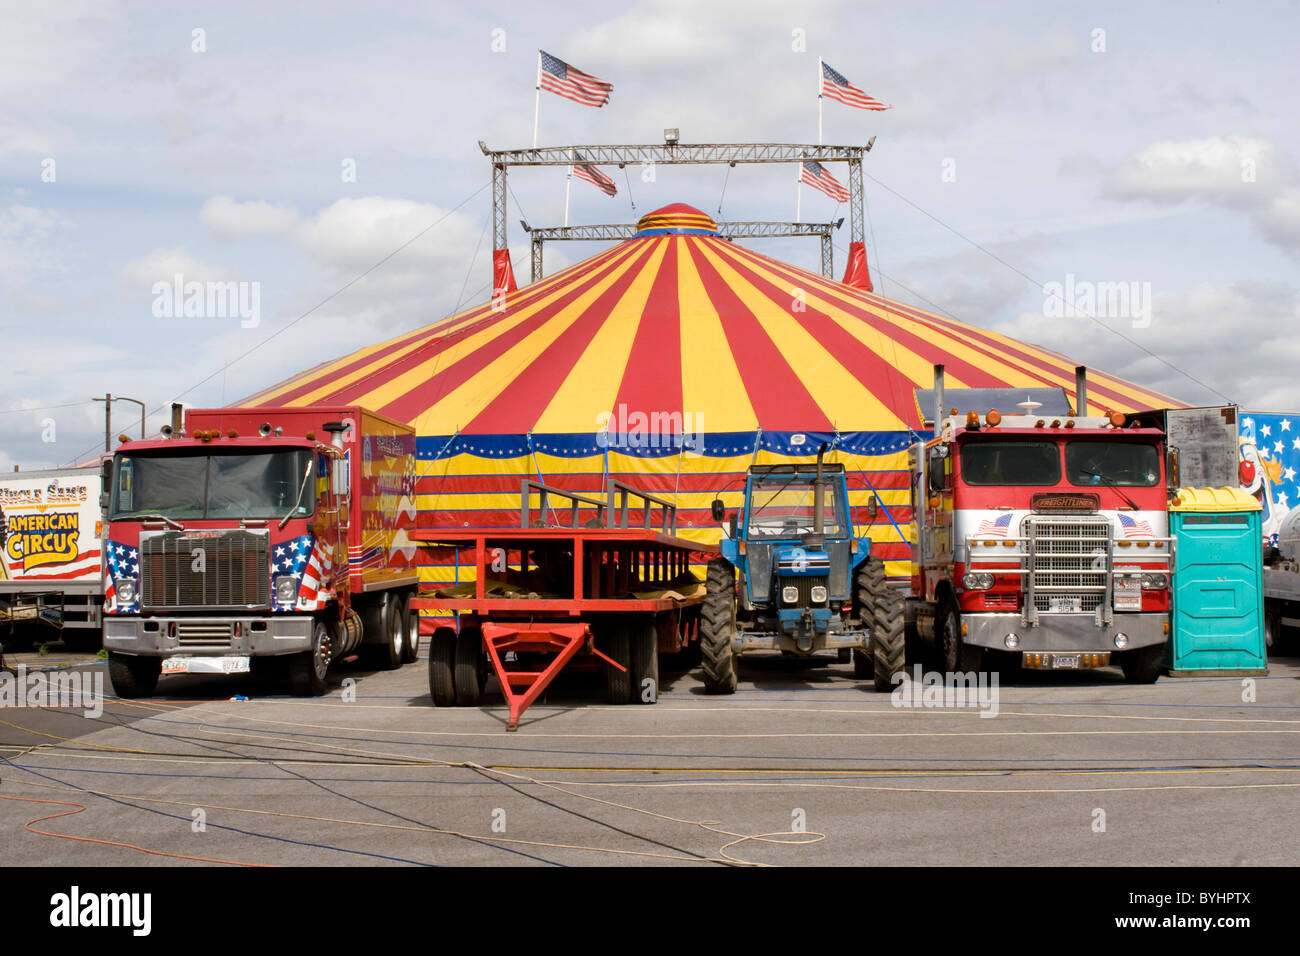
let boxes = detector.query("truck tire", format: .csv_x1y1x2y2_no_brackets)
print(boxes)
938,596,982,673
700,559,738,694
401,595,420,664
629,617,659,704
454,626,485,706
289,618,333,696
428,626,456,706
1120,644,1163,684
602,624,633,704
1264,602,1282,653
107,654,160,699
371,593,405,671
858,558,906,692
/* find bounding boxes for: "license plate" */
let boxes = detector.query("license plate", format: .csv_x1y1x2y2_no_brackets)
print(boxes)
1049,597,1082,613
161,656,251,675
1052,654,1079,669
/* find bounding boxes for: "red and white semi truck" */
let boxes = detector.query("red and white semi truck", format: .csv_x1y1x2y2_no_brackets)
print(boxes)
101,405,421,697
909,368,1175,682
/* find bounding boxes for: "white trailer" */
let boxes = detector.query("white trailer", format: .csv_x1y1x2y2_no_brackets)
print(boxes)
0,463,106,649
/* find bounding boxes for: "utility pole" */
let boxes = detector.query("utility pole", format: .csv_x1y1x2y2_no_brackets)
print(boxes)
94,393,112,453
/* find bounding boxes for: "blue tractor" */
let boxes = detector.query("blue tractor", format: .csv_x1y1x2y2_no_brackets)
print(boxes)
704,446,905,693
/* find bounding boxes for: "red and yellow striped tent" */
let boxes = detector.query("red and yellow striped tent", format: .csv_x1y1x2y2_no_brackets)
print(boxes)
244,203,1182,581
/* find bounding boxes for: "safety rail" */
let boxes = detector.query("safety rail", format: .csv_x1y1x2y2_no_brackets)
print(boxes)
605,479,677,534
520,480,607,529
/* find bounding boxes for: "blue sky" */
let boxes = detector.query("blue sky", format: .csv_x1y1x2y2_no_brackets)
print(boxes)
3,0,1299,469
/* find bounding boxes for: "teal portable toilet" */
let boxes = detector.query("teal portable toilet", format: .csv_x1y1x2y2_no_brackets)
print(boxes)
1166,487,1268,676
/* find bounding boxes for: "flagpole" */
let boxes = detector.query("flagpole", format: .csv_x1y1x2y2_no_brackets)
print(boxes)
532,51,542,148
564,149,573,226
795,163,802,223
818,56,824,145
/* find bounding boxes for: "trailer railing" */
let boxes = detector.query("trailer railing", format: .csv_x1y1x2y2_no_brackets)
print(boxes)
605,480,676,534
520,480,608,529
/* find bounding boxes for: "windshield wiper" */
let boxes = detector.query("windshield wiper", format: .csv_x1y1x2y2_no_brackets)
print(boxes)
279,458,314,530
126,513,185,530
1079,469,1140,511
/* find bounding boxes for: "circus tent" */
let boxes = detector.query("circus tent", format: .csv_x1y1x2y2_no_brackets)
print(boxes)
242,203,1184,581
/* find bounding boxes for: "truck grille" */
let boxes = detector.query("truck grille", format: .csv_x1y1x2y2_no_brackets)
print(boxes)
1028,518,1110,613
780,575,829,605
140,531,271,610
175,622,234,650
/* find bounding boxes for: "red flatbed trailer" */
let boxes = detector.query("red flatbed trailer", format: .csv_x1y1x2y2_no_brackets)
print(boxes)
410,481,716,729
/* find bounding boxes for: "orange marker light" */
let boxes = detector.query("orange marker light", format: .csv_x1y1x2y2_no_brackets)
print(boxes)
986,409,1002,427
966,411,980,427
1107,410,1126,427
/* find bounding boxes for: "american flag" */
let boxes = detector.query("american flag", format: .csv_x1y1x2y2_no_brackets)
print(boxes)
572,158,617,197
1117,514,1153,538
540,51,613,108
800,159,850,203
974,513,1014,537
272,535,335,611
102,540,139,613
820,61,890,111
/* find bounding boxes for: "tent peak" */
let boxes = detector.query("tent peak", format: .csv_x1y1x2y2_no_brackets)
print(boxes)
635,203,718,237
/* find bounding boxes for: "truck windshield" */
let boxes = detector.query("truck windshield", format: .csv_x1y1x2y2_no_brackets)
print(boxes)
110,449,315,520
960,441,1060,485
747,475,844,538
1066,441,1160,487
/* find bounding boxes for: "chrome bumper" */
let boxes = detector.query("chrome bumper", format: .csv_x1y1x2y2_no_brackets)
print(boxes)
962,611,1167,652
103,615,314,657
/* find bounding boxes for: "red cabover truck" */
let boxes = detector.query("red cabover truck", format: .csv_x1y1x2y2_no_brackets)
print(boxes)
101,406,420,697
909,367,1175,682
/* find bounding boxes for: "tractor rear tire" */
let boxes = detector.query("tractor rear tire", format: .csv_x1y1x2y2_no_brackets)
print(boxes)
428,626,456,706
629,617,659,704
454,626,486,706
1121,644,1163,684
107,654,161,699
858,558,906,692
602,624,633,704
700,559,738,694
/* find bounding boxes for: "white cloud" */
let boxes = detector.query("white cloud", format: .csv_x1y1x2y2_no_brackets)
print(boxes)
201,196,301,238
119,247,236,287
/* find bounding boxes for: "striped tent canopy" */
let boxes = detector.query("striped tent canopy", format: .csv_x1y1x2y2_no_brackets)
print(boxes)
244,202,1183,576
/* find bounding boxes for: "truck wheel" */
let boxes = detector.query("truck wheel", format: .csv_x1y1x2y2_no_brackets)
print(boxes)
454,626,485,706
700,559,738,694
629,618,659,704
938,597,982,673
427,626,456,705
858,558,906,692
107,654,161,699
401,595,420,664
1120,645,1163,684
372,593,405,671
289,619,333,696
602,624,633,704
1264,603,1281,652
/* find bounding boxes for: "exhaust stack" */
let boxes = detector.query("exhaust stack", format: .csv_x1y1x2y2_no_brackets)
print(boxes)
1075,366,1088,415
933,364,946,430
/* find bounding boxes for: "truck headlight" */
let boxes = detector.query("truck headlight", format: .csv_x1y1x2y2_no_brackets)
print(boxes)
1140,573,1168,590
275,576,299,603
962,572,994,590
115,578,136,603
810,585,828,603
782,585,799,604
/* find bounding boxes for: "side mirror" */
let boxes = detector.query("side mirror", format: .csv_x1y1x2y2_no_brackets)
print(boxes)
928,454,948,493
867,496,879,521
728,513,738,539
711,498,725,522
99,491,110,512
1166,445,1180,491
